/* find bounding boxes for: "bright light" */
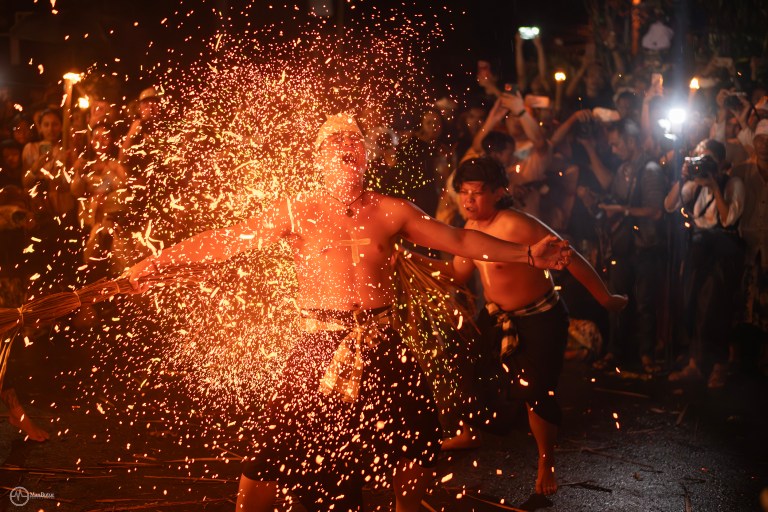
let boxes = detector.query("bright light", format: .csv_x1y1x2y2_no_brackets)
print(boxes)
63,72,82,83
668,108,687,125
77,96,90,109
554,71,566,82
689,77,700,90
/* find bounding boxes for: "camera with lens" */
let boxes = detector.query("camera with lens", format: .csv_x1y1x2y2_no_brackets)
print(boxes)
684,155,718,180
723,92,746,111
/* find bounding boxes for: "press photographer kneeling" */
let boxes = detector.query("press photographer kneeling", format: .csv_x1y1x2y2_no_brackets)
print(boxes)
664,139,745,388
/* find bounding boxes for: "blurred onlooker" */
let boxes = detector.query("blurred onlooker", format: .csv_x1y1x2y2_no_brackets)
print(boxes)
388,108,448,217
455,102,487,162
614,89,641,122
21,109,75,218
593,119,667,372
733,120,768,338
120,86,162,163
71,123,127,265
10,115,34,147
0,140,24,188
566,44,615,111
515,32,551,96
665,141,745,388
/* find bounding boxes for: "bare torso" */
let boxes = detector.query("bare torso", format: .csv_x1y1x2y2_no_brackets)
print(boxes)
464,209,554,311
286,190,400,310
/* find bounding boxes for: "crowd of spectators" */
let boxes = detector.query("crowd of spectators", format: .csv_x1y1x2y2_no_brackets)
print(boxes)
0,15,766,393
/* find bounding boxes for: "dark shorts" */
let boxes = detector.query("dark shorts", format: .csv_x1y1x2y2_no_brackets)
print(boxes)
241,310,441,512
472,299,569,430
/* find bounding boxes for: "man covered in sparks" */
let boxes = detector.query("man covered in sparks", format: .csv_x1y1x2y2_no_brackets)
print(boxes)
430,157,627,496
126,114,571,512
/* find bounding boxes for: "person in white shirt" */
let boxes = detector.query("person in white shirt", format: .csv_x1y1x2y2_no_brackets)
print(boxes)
664,139,745,388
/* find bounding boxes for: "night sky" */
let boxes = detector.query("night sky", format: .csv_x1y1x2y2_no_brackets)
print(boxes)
1,1,589,100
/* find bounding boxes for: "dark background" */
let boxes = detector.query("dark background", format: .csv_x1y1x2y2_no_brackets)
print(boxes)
0,0,590,101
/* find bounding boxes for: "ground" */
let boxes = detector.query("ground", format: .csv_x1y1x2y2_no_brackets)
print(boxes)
0,332,765,512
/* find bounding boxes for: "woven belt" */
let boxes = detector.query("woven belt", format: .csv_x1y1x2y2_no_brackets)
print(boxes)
300,307,394,403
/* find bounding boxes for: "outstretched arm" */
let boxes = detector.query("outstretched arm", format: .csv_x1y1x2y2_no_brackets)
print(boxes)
567,250,628,312
392,198,570,270
125,198,291,288
402,248,476,285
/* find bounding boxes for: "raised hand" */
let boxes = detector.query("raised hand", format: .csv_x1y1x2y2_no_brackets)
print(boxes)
529,235,571,270
601,293,629,312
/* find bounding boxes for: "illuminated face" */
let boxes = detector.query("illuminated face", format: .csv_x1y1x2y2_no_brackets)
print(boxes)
317,131,367,185
38,113,62,142
458,181,504,221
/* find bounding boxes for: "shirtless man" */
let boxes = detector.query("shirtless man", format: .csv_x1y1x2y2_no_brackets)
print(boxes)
436,157,627,496
126,114,571,512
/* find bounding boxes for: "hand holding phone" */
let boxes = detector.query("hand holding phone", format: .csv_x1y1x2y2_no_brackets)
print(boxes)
518,27,540,40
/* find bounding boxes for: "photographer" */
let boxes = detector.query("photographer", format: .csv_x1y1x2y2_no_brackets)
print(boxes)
592,119,667,373
664,140,745,388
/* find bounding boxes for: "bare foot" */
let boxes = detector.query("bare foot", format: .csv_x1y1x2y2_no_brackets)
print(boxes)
441,427,481,451
536,459,557,495
8,407,49,442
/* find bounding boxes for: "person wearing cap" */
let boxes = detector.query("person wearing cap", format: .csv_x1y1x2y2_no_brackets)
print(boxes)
124,113,571,512
733,119,768,341
119,87,161,163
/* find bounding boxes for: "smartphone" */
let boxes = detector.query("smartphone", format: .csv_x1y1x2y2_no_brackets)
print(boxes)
518,27,540,40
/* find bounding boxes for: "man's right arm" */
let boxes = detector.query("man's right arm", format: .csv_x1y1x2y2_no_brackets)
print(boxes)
126,198,290,287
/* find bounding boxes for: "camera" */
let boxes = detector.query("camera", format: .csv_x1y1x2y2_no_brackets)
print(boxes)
684,155,718,180
723,92,746,111
518,27,540,40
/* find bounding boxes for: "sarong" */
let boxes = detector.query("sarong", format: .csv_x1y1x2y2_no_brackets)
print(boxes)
472,291,569,431
241,306,441,512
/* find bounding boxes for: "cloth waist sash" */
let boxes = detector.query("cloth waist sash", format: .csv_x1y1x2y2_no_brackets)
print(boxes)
485,288,560,359
300,307,395,403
